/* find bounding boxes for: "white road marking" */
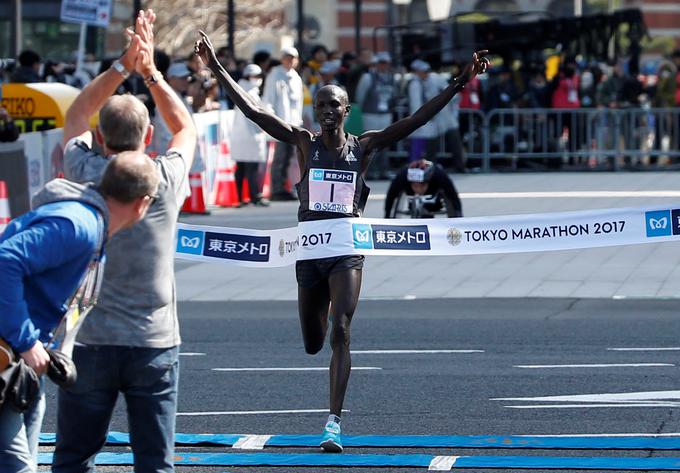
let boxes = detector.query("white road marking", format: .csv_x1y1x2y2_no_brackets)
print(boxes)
177,408,349,416
493,390,680,402
212,367,381,372
368,190,680,201
523,433,680,437
505,403,680,409
232,435,271,450
179,352,206,356
429,456,459,471
514,363,674,369
362,295,417,301
351,349,484,354
608,347,680,352
493,390,680,409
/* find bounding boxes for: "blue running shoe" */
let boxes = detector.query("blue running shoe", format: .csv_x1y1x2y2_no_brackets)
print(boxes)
320,420,343,453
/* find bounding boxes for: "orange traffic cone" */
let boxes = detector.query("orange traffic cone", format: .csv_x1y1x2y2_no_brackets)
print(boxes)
213,160,240,208
182,173,210,214
241,179,251,205
0,181,10,235
261,142,275,199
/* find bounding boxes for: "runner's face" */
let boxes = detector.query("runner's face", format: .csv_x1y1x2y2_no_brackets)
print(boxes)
410,182,428,195
314,87,348,132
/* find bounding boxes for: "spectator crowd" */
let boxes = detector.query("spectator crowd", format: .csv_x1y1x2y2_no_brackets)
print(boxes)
3,39,680,176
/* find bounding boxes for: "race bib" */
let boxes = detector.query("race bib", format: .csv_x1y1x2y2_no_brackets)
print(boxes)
308,168,357,213
407,168,426,183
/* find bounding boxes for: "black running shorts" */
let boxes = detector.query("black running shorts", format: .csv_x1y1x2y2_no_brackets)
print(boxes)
295,255,365,288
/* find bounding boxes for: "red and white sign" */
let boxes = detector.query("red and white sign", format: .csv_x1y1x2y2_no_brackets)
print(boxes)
60,0,112,28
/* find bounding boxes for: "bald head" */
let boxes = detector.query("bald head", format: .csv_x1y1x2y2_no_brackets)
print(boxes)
99,95,150,153
315,85,349,107
99,151,160,204
314,85,351,132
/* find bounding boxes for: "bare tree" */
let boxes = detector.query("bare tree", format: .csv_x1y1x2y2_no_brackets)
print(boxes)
145,0,292,56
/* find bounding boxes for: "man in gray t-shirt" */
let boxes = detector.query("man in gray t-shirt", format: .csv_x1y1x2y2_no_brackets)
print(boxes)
52,10,197,473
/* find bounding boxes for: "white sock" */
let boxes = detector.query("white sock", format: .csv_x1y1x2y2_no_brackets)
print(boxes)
327,414,341,425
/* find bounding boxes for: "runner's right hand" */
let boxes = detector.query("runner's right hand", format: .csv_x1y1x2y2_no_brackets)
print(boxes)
195,31,218,68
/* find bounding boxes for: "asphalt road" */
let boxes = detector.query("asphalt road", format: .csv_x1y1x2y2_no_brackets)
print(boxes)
39,297,680,472
36,172,680,472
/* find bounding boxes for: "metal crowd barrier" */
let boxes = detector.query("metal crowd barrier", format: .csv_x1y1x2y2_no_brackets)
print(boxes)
386,107,680,172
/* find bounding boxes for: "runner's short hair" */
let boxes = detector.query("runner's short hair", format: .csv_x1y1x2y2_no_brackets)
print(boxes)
99,151,159,203
98,95,150,153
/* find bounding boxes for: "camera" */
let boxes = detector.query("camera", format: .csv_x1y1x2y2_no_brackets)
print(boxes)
0,58,16,72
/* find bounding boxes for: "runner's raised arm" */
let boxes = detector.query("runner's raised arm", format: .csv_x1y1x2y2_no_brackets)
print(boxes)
194,31,308,146
359,50,489,161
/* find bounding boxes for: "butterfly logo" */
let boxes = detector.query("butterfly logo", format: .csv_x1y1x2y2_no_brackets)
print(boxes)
181,236,201,248
649,217,667,230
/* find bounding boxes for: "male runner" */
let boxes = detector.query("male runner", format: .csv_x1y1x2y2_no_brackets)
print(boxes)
195,31,488,452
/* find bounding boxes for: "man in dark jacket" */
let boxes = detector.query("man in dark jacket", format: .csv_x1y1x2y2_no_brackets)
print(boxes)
10,50,42,83
0,153,159,473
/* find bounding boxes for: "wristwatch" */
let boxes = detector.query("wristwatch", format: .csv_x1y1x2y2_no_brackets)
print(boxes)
111,60,130,80
144,70,163,87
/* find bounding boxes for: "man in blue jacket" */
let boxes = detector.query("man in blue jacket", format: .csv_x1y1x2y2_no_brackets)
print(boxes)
0,151,160,473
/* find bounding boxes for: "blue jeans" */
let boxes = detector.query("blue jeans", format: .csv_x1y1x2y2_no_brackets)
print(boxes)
53,345,179,473
0,378,45,473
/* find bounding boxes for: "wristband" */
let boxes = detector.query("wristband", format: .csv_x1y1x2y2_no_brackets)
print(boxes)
452,77,466,93
144,70,163,88
111,60,130,80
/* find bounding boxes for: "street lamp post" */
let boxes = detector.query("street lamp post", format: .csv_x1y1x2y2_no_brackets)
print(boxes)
13,0,22,56
227,0,235,54
574,0,583,16
354,0,361,54
426,0,451,21
297,0,304,52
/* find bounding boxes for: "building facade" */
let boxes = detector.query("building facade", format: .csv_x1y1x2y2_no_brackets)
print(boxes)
632,0,680,44
1,0,135,61
1,0,677,63
326,0,680,54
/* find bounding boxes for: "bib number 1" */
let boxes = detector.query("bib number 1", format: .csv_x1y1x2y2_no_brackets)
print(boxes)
308,168,357,214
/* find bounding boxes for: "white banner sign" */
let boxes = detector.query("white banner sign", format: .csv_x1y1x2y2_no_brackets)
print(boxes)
175,205,680,267
61,0,112,27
